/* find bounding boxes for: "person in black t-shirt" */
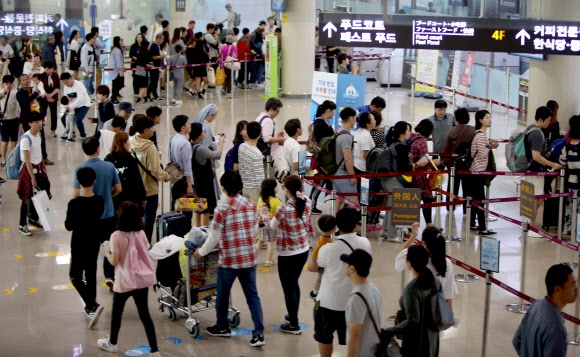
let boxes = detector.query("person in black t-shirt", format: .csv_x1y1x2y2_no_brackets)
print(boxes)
147,34,165,101
65,167,105,329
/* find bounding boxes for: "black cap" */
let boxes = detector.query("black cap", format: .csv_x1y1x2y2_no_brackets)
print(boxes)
259,20,267,25
340,249,372,277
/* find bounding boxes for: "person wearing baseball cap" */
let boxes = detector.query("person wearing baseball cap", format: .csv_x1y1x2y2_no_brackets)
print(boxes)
102,102,134,133
342,248,382,357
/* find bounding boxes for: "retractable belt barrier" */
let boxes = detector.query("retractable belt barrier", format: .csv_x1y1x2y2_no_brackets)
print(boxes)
413,79,528,115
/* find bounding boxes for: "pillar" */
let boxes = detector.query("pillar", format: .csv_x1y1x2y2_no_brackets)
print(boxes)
280,0,315,98
527,0,580,129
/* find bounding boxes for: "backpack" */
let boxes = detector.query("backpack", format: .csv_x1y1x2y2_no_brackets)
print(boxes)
115,231,157,291
315,130,351,176
505,126,541,172
366,147,391,173
548,137,571,163
306,120,319,154
6,134,31,180
224,146,235,171
429,284,455,331
233,12,242,27
453,131,484,170
256,115,274,161
272,145,291,183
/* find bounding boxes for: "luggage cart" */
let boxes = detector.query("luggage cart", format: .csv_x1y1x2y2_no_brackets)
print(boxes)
157,241,240,338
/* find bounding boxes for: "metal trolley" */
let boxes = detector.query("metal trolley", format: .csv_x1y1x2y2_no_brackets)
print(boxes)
156,241,240,338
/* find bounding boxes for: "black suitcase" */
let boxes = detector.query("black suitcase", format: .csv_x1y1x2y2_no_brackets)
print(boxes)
156,211,192,242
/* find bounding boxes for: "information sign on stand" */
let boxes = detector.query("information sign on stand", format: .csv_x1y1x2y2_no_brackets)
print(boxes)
360,178,370,206
520,180,534,221
298,150,307,176
480,237,500,273
392,188,421,226
262,34,279,99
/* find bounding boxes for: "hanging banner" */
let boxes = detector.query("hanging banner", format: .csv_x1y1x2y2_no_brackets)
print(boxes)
310,71,366,130
263,34,279,98
499,0,520,14
456,51,475,106
415,49,439,93
444,51,461,102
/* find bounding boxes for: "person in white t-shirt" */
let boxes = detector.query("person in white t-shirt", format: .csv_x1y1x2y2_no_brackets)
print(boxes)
307,207,372,357
395,223,459,311
17,112,51,236
283,118,302,175
353,112,376,174
256,98,285,177
97,116,128,160
60,72,91,139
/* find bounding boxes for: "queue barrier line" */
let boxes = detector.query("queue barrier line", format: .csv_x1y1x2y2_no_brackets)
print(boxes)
102,53,384,72
413,79,528,115
471,201,579,252
455,170,559,177
471,192,573,205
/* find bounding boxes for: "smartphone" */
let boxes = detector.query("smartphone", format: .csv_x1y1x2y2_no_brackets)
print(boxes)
102,241,109,248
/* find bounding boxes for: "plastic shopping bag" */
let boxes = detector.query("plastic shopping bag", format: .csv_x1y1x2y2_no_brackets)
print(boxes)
31,190,57,231
207,67,216,86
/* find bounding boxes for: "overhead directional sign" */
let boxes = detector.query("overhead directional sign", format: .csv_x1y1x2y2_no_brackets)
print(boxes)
319,13,580,55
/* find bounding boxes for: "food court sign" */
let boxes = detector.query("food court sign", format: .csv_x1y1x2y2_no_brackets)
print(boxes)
0,13,56,36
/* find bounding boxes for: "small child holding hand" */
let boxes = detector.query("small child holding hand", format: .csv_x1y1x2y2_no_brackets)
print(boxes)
310,214,336,300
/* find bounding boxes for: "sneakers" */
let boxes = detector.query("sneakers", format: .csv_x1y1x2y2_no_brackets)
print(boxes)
250,333,265,347
311,207,322,214
19,225,32,236
280,323,302,335
0,176,6,184
160,86,166,92
136,98,142,104
150,352,162,357
144,98,153,103
50,131,57,137
43,158,54,165
66,138,75,143
28,219,43,230
60,136,67,141
105,279,114,292
387,236,403,243
87,304,104,328
174,100,183,105
206,325,232,337
198,92,205,100
155,97,164,101
97,337,118,352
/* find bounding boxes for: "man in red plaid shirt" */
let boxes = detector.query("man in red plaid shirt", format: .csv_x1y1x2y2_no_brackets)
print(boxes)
408,119,440,227
194,170,265,347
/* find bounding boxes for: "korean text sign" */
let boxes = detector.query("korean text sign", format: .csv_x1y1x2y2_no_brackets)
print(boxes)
392,188,421,226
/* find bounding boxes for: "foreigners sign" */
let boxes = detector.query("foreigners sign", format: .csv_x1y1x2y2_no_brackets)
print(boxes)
392,188,421,226
319,13,580,55
520,180,534,221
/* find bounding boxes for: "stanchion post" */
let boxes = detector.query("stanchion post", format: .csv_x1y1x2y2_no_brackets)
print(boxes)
563,190,578,271
570,191,580,344
446,167,460,242
265,156,272,179
410,76,415,123
452,89,456,113
387,56,391,95
485,63,490,101
244,52,247,89
558,168,565,239
331,190,336,215
93,61,98,118
166,66,170,107
485,185,497,223
361,205,367,238
481,271,492,357
435,186,442,228
505,68,510,115
506,221,531,313
455,197,479,283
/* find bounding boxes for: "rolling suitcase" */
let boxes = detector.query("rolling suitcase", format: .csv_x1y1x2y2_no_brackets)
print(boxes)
156,212,192,241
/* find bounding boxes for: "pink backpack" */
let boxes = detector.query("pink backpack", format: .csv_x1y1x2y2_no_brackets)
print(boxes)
117,232,157,291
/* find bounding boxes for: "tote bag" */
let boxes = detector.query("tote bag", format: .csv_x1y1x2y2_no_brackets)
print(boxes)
31,190,56,231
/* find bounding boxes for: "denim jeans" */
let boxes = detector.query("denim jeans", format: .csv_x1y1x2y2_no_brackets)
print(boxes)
277,251,309,327
74,106,90,137
144,194,158,243
216,266,264,335
83,73,94,95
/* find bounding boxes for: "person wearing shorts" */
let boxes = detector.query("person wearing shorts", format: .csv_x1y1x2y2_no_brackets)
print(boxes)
307,207,371,357
330,107,358,214
525,106,564,236
0,74,20,168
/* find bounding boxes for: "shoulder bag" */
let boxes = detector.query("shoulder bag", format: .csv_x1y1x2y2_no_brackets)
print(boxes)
224,45,241,71
353,292,401,357
165,136,185,184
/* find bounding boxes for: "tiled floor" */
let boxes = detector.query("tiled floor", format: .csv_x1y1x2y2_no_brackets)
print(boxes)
1,77,579,356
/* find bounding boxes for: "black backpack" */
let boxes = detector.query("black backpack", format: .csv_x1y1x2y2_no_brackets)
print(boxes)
256,115,274,162
454,131,483,170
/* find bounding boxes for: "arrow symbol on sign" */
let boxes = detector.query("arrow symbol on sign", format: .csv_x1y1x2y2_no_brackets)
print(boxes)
516,29,530,45
56,18,69,32
323,22,338,37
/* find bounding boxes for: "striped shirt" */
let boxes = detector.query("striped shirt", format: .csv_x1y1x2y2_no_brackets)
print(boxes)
470,130,490,172
560,141,580,190
238,143,264,189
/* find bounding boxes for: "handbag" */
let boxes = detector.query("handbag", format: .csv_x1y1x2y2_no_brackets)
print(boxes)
224,45,241,71
215,68,226,87
429,285,455,331
353,292,400,357
31,189,56,231
428,158,445,189
207,66,216,86
164,137,185,184
485,149,497,185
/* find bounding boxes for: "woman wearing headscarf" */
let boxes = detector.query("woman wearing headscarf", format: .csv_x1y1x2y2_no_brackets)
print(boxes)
193,103,221,204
